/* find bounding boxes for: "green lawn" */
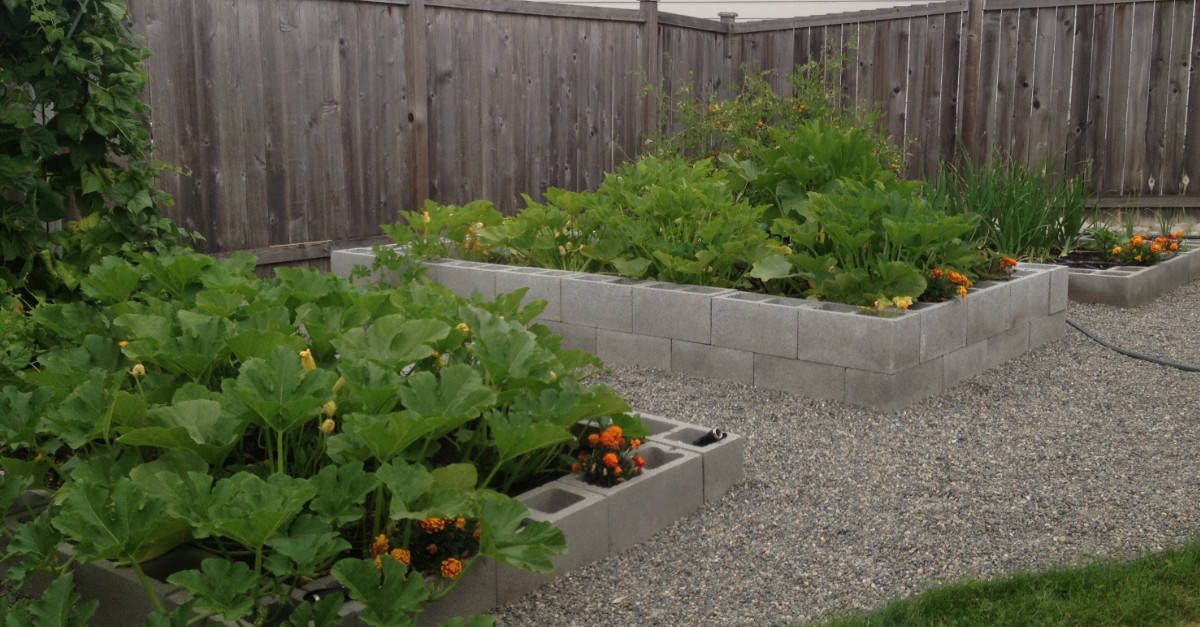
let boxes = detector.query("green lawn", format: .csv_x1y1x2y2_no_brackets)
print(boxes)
817,540,1200,626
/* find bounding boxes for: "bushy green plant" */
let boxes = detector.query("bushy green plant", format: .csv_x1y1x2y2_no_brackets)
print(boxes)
0,0,194,302
0,250,651,624
928,157,1090,261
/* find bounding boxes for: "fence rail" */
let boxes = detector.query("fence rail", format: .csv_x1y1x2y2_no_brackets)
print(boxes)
126,0,1199,263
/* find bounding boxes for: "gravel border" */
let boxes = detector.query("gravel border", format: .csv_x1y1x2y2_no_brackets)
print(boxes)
493,278,1200,626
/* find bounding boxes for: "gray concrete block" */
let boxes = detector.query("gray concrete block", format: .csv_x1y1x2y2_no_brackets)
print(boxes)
1009,267,1051,325
965,281,1014,344
417,557,497,627
1030,311,1067,348
498,482,609,603
984,321,1031,371
538,321,597,354
1048,265,1069,313
434,261,498,301
943,341,987,388
670,340,754,385
650,427,745,504
496,268,562,322
913,299,966,363
711,293,799,359
596,330,671,370
844,357,943,410
558,443,703,554
63,545,189,627
561,276,633,332
796,303,920,374
635,413,689,436
752,354,845,402
329,247,378,279
632,283,734,344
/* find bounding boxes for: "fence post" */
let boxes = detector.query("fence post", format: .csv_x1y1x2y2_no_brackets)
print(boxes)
405,0,431,211
719,11,737,99
960,0,984,164
641,0,660,141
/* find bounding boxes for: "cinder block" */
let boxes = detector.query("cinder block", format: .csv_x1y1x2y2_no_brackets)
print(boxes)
844,358,943,410
434,261,498,301
914,299,966,363
557,443,703,554
670,340,754,385
561,276,633,332
711,293,799,359
1187,249,1200,280
943,341,987,388
417,557,497,627
634,413,689,436
538,321,597,354
497,483,609,603
649,426,745,504
632,283,734,344
752,354,845,402
496,268,562,322
1047,265,1069,314
1030,311,1067,348
965,281,1014,344
596,330,671,370
64,544,188,627
329,247,378,279
1067,268,1131,306
983,321,1031,371
1009,267,1051,325
796,303,920,374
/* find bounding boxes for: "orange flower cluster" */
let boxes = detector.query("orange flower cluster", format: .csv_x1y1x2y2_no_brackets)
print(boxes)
370,517,481,580
1111,232,1184,265
574,420,647,487
598,425,625,449
999,257,1018,268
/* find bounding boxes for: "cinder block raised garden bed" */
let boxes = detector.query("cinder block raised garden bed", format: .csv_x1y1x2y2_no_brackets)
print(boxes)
3,413,741,627
1065,247,1200,307
332,248,1069,409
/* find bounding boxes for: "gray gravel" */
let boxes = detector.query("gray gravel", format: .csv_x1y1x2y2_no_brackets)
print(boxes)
493,278,1200,626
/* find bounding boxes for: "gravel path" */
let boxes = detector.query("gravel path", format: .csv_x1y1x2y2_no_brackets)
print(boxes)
493,278,1200,626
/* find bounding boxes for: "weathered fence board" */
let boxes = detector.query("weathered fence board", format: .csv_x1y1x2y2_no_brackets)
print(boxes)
125,0,1197,262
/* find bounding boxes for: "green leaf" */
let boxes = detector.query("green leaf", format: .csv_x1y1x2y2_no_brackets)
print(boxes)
438,617,496,627
0,385,52,448
477,494,565,573
202,473,317,550
5,510,64,587
31,301,108,338
331,558,428,627
280,594,344,627
333,411,438,465
376,461,433,521
308,463,379,526
51,478,187,564
80,256,141,303
431,463,477,491
336,360,404,414
25,573,98,627
229,346,337,433
43,371,111,449
485,411,574,465
226,328,308,363
332,315,449,367
117,399,243,465
265,515,351,578
398,365,496,435
166,558,257,622
748,254,797,281
611,256,651,277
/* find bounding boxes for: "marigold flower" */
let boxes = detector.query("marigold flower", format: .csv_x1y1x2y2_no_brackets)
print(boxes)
420,518,446,533
999,257,1017,268
631,439,641,449
441,557,464,579
299,349,316,372
577,451,586,461
1151,243,1163,253
427,543,438,554
957,285,968,299
118,340,129,347
455,517,467,531
633,456,646,468
587,433,600,447
370,534,389,557
322,400,337,417
1175,230,1184,238
456,322,470,333
571,462,581,472
1170,242,1179,251
613,466,622,476
1131,235,1145,246
598,425,623,449
473,529,481,541
602,453,619,468
390,548,411,566
1156,236,1169,244
873,300,885,311
319,418,336,434
1134,255,1143,262
130,363,146,378
929,268,944,279
1112,246,1122,255
894,296,913,311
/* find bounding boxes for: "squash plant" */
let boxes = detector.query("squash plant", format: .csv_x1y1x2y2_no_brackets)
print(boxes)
0,250,646,626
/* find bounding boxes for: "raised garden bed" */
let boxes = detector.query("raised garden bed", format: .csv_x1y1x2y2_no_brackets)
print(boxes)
1063,247,1200,307
332,248,1068,409
3,413,741,626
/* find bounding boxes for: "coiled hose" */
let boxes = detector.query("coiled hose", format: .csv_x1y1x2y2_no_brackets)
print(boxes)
1067,318,1200,373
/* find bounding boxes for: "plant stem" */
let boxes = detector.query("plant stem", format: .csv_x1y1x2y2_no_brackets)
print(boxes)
276,429,285,475
131,560,166,613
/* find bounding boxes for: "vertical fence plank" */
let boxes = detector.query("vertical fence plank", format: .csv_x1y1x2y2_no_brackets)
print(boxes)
975,8,1001,160
1121,2,1155,194
1143,0,1172,196
1065,3,1095,177
904,16,928,176
1186,0,1200,195
1010,8,1038,165
1102,3,1133,194
1026,8,1056,165
995,9,1019,159
1161,1,1195,194
1046,6,1075,174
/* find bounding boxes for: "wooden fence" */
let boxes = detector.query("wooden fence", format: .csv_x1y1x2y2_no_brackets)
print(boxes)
126,0,1199,265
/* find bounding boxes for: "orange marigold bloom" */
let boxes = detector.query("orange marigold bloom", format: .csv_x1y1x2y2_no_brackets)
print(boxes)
586,433,600,447
1112,246,1123,255
1151,243,1163,253
1175,230,1184,238
1171,242,1179,251
370,534,389,556
957,285,968,299
631,439,641,449
571,463,581,472
602,452,619,468
389,548,411,567
929,268,944,279
455,517,467,531
1131,235,1145,246
441,557,464,580
118,340,130,347
427,543,438,554
1155,236,1169,244
473,529,481,541
420,518,446,533
613,466,622,476
999,257,1017,268
633,456,646,468
598,426,623,449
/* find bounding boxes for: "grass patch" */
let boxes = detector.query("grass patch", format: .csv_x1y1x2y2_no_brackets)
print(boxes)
817,540,1200,626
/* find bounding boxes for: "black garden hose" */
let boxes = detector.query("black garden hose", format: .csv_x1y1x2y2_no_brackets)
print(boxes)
1066,318,1200,373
